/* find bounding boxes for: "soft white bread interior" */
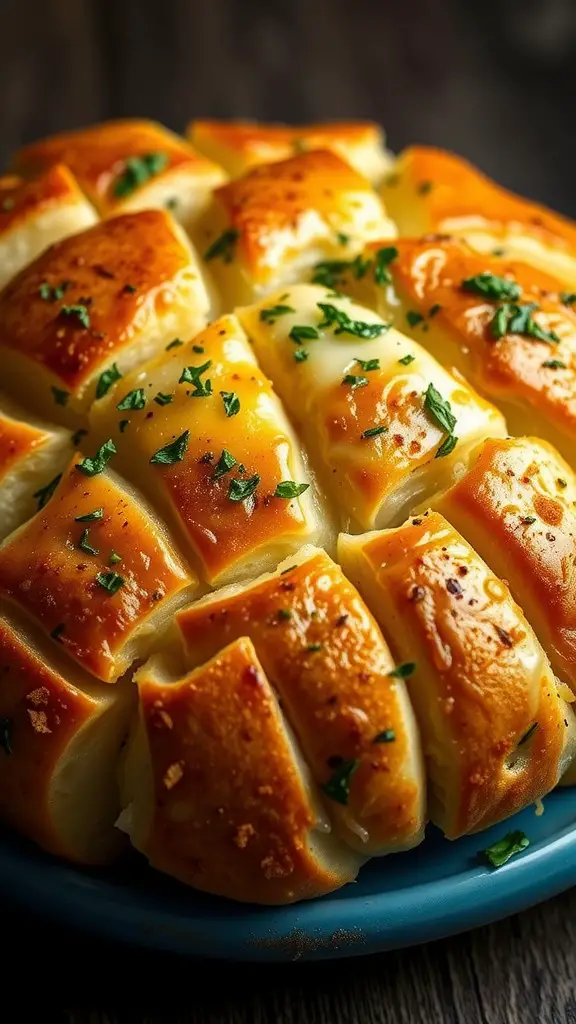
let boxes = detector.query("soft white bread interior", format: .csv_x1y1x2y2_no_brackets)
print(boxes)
238,284,507,531
118,636,363,904
338,513,576,838
0,165,97,292
176,546,426,856
0,611,135,864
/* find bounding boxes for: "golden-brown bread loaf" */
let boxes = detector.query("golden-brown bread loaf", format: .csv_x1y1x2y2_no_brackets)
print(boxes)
188,119,392,183
13,119,226,234
338,512,576,837
331,236,576,468
119,635,364,904
197,149,396,306
0,611,135,863
0,165,97,291
381,146,576,285
175,547,426,856
88,314,332,585
2,116,576,905
0,210,211,424
238,284,506,530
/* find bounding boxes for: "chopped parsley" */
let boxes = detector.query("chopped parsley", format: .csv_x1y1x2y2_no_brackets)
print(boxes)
307,642,323,652
212,448,237,479
387,662,416,679
150,430,190,465
342,374,369,389
154,392,173,406
560,292,576,306
60,304,91,329
228,474,260,502
0,718,12,756
373,246,399,286
361,425,388,439
95,571,125,595
462,273,521,301
417,180,433,195
75,508,104,522
33,473,62,509
429,303,441,317
312,254,372,289
294,349,309,362
406,310,425,327
220,391,240,417
481,831,529,869
373,729,396,743
356,358,380,372
259,304,296,323
289,325,319,345
204,228,239,263
336,232,350,246
317,303,388,339
78,528,99,556
119,419,129,433
179,360,212,397
116,388,146,411
491,303,559,344
113,152,168,198
75,439,117,476
274,481,310,499
277,608,293,620
542,359,567,369
96,362,122,400
71,428,88,447
109,551,122,565
166,338,183,351
322,758,359,805
435,434,458,458
192,345,205,354
423,383,457,434
39,280,70,302
399,353,415,366
51,386,69,406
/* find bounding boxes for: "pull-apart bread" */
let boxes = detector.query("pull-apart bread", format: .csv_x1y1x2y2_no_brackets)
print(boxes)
2,117,576,905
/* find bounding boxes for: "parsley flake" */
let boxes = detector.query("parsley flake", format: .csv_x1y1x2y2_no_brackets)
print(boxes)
406,310,424,327
399,353,415,366
342,374,368,389
491,303,559,344
166,338,183,351
289,325,319,345
294,349,309,362
60,304,91,329
109,551,122,565
154,392,173,406
113,152,168,198
212,448,237,479
33,473,62,509
560,292,576,306
435,434,458,458
78,528,99,556
150,430,190,465
361,425,388,439
204,229,239,263
75,508,104,522
96,362,122,399
220,391,240,417
542,359,567,369
228,474,260,502
116,388,146,411
71,428,88,447
423,383,457,434
322,758,359,805
75,439,117,476
274,481,310,499
179,361,212,397
356,358,380,372
192,344,205,354
95,571,125,595
373,246,399,286
462,273,521,301
387,662,416,679
51,386,69,407
373,729,396,743
317,303,388,339
482,831,529,869
260,304,296,323
39,280,70,302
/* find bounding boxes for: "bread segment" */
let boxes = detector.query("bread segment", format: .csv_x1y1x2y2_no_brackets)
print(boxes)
0,210,210,423
119,636,363,904
13,119,226,235
198,150,396,306
176,547,426,856
189,119,392,183
338,513,576,838
89,314,330,585
0,165,97,291
239,284,506,530
382,146,576,286
427,436,576,696
0,613,134,864
0,457,195,682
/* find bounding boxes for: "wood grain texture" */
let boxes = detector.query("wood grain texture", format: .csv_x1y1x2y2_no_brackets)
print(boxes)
3,1,576,1021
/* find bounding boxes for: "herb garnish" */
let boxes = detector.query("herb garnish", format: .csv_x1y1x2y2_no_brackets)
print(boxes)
109,551,122,565
399,354,415,366
274,481,310,499
39,280,70,302
435,433,458,458
417,180,433,195
76,439,117,476
51,387,69,406
356,358,380,372
33,474,62,509
113,152,168,198
342,374,369,389
60,304,91,329
71,428,88,447
423,383,457,434
481,831,529,869
179,361,212,397
491,303,559,344
317,303,388,339
312,254,371,289
542,359,567,369
322,758,359,805
192,345,205,354
154,392,173,406
166,338,183,351
560,292,576,306
294,349,309,362
387,662,416,679
361,425,388,439
96,363,122,399
307,642,323,652
212,448,237,479
228,474,260,502
75,508,104,522
373,729,396,743
373,246,399,286
204,229,239,263
462,273,521,301
78,528,99,556
220,391,240,417
406,310,424,327
260,304,296,323
116,388,146,411
95,571,125,595
289,325,319,345
150,430,190,465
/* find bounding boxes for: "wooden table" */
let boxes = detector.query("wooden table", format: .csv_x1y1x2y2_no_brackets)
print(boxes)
3,1,576,1021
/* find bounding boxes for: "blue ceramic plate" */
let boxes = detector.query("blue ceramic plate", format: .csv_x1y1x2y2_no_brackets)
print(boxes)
1,790,576,962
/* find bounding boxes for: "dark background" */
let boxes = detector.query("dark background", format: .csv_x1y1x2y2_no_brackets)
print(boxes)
3,1,576,1021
